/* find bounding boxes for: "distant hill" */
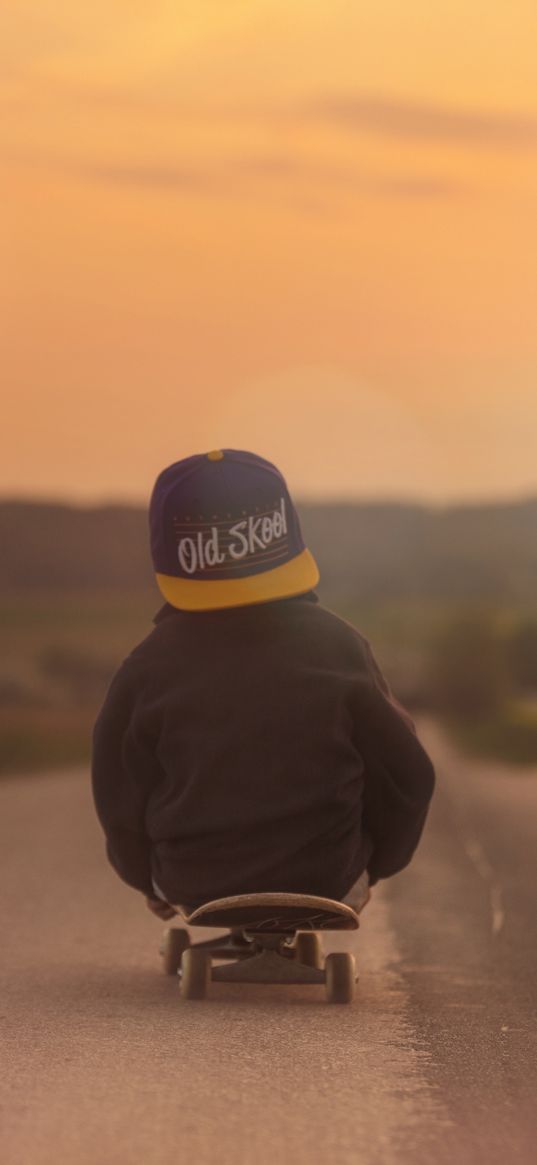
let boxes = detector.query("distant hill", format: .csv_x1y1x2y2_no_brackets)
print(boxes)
1,497,536,603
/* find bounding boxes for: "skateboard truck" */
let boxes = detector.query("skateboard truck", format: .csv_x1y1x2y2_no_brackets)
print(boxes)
159,892,359,1004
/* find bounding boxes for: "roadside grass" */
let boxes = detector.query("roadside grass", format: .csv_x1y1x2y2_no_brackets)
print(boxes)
0,706,94,775
2,591,537,774
447,701,537,766
0,589,158,678
0,590,158,776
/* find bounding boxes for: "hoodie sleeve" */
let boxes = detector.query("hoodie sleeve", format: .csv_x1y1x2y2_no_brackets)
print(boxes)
91,658,161,895
351,653,435,885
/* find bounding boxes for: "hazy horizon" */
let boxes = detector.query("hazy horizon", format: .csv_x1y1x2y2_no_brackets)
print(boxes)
2,485,537,511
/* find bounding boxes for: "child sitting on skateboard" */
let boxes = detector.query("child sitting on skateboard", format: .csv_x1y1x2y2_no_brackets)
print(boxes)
92,449,435,920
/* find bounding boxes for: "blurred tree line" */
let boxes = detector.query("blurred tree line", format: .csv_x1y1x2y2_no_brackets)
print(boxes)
2,497,537,602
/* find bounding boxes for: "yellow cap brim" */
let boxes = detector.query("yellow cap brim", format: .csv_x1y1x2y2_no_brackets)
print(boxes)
155,548,320,612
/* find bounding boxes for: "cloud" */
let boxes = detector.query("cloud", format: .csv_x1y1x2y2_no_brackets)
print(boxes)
32,71,537,152
91,163,207,190
307,93,537,149
19,70,537,154
4,137,463,204
82,154,461,202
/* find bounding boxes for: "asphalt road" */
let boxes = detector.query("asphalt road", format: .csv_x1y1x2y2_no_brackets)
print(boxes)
2,719,536,1165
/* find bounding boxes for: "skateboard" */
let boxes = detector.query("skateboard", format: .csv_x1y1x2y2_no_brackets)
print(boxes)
159,892,359,1003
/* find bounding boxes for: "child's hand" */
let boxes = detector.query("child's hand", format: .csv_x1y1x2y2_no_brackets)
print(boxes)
146,895,177,921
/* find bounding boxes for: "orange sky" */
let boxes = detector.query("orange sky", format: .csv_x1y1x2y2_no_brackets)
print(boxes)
2,1,537,503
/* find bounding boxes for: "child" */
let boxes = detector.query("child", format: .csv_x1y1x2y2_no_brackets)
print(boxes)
91,449,435,921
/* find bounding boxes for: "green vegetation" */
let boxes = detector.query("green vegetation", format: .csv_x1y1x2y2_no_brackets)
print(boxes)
423,607,537,765
0,706,94,775
2,592,536,775
1,497,537,774
0,591,158,776
449,703,537,766
426,608,510,718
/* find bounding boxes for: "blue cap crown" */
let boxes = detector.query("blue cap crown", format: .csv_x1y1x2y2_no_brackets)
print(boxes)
149,449,319,611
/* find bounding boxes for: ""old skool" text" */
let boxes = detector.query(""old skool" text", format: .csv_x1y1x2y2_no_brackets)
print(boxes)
177,497,288,574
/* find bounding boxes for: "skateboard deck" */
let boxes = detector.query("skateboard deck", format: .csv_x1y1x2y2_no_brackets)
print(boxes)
179,891,359,933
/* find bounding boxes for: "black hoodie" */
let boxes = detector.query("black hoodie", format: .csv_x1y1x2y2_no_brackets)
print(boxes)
91,593,435,905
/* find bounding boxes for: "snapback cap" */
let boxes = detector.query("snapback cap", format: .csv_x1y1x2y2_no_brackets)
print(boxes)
149,449,319,611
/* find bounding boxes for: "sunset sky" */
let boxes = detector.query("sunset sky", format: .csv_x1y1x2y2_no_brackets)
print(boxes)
2,2,537,504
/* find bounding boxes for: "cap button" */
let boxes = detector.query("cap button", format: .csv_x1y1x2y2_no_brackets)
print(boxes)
207,450,224,461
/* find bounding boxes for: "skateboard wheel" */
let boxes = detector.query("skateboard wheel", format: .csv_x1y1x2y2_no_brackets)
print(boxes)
180,948,211,1000
294,932,323,968
325,952,356,1004
161,927,190,975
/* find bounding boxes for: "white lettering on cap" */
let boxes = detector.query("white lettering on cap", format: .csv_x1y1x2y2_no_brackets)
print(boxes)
205,527,226,567
177,498,288,573
228,520,249,560
178,538,197,574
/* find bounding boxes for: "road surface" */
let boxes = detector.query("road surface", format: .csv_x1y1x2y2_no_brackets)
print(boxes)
1,719,536,1164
